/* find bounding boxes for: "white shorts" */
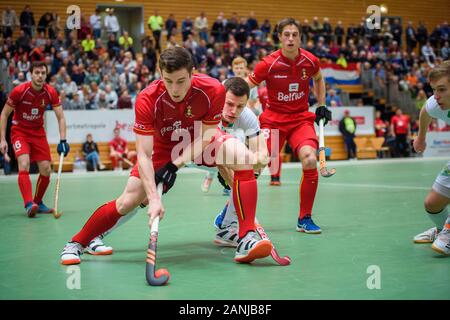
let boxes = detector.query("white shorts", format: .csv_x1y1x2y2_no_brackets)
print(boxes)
432,160,450,199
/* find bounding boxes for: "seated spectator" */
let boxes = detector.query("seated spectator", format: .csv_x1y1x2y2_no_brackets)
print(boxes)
415,89,428,112
82,133,105,171
61,75,77,99
326,89,342,106
109,128,137,171
421,41,437,67
69,93,86,110
59,90,72,110
441,41,450,60
104,84,118,109
119,31,134,52
118,89,133,109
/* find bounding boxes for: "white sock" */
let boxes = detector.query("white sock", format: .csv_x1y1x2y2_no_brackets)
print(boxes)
427,206,448,231
101,206,140,238
222,191,238,226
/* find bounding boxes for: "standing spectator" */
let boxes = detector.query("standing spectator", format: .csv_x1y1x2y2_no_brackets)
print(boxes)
211,15,226,43
82,134,105,171
416,21,428,48
181,16,193,42
165,13,177,40
148,10,163,53
195,11,208,42
104,8,120,39
339,110,357,160
2,6,19,39
260,19,271,40
334,21,345,46
391,18,403,46
390,108,411,157
247,11,259,39
406,21,417,52
90,9,102,40
81,33,95,57
19,5,35,37
37,12,52,37
322,17,332,44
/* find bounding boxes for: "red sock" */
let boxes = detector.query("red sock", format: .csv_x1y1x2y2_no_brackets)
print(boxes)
111,156,117,169
72,200,122,247
299,168,318,219
34,174,50,204
18,171,33,207
233,170,257,238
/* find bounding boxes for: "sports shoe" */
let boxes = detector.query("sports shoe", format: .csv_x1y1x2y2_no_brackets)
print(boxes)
431,229,450,256
215,221,239,247
214,202,229,228
413,227,439,243
270,176,281,186
234,231,272,263
297,216,322,234
201,176,214,193
99,163,106,170
85,236,113,255
37,201,55,214
25,201,38,218
223,188,231,196
60,242,84,265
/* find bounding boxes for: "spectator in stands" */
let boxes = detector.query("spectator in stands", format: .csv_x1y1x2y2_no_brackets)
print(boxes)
118,89,133,109
390,108,411,157
37,12,52,37
84,65,101,85
415,89,428,113
422,41,437,67
69,92,86,110
104,8,120,39
81,33,95,58
82,133,105,171
181,16,193,42
19,5,35,38
211,15,226,43
61,75,77,99
119,31,134,53
326,88,342,107
104,85,118,109
406,21,417,52
2,6,19,39
339,110,357,160
90,9,102,40
148,10,163,53
165,13,177,41
247,11,260,39
59,90,71,110
442,41,450,60
260,19,271,40
195,12,208,42
109,128,136,171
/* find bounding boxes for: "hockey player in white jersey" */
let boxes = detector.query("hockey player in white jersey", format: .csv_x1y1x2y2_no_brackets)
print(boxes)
413,61,450,256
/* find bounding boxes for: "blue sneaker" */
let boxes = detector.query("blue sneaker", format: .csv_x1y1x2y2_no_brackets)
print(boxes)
25,202,38,218
214,202,229,228
37,202,55,214
296,216,322,234
223,188,231,196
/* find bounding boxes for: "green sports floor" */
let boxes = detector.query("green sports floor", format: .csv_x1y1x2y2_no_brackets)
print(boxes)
0,158,449,300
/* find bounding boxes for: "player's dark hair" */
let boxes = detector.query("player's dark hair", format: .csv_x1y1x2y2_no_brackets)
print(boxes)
158,46,194,74
30,61,48,74
277,18,301,35
223,77,250,99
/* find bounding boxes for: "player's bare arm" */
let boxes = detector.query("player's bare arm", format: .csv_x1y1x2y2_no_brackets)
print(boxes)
53,106,67,140
248,133,269,171
136,133,164,227
0,103,14,155
312,70,326,106
413,104,432,153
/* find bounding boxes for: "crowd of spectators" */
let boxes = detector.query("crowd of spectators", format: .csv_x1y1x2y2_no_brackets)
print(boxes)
1,6,449,159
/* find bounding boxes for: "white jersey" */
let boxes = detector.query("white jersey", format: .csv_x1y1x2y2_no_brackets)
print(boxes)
425,95,450,124
219,107,260,144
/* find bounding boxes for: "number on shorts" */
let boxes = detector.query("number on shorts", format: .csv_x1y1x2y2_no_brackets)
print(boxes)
14,140,22,151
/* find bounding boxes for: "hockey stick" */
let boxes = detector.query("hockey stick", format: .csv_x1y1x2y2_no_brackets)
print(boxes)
146,184,170,286
318,118,336,178
53,153,64,219
255,219,291,266
118,155,135,167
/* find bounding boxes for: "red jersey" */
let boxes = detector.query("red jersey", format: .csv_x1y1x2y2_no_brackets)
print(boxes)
375,118,386,137
391,114,410,135
248,48,320,114
133,74,225,151
7,82,60,131
109,137,127,153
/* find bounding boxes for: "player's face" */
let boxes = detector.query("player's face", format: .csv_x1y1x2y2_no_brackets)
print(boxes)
31,66,47,88
431,77,450,109
162,69,192,103
232,63,247,78
280,24,301,54
222,91,248,123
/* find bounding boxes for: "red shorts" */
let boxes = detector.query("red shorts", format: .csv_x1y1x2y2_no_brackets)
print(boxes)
130,128,235,178
259,109,318,157
10,126,51,162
